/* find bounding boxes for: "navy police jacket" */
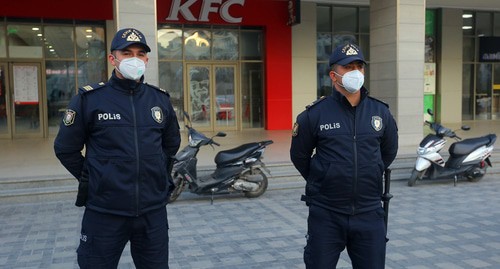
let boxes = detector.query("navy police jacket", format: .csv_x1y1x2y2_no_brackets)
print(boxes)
290,87,398,215
54,71,181,217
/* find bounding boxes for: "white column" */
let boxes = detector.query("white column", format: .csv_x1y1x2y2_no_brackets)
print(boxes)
112,0,159,86
370,0,426,148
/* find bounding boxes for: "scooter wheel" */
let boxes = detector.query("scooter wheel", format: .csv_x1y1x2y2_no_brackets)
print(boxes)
243,168,268,198
408,169,425,187
467,165,487,182
168,175,186,203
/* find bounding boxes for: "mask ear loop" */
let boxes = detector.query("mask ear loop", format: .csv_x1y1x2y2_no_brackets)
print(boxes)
333,71,346,89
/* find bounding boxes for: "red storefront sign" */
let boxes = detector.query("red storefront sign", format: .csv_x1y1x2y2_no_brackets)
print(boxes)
158,0,293,130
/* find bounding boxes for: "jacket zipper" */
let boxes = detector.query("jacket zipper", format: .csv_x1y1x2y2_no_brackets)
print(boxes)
351,107,358,215
130,91,140,216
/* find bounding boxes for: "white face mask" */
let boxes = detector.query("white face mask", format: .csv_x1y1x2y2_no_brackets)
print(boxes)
115,57,146,81
334,70,364,93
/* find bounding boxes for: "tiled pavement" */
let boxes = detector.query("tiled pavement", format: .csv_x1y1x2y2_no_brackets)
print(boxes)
2,173,500,269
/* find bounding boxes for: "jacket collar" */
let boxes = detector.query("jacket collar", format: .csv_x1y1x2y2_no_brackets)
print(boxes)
108,70,144,93
332,86,368,107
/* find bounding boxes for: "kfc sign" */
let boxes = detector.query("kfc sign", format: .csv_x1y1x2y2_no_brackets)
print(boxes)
166,0,245,23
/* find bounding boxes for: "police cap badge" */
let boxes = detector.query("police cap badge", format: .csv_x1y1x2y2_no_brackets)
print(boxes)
111,28,151,52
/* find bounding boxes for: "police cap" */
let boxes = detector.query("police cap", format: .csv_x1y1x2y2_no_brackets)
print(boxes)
329,43,366,66
110,28,151,52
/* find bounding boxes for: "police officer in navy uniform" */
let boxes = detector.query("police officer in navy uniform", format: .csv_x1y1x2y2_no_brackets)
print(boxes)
54,28,181,269
290,43,398,269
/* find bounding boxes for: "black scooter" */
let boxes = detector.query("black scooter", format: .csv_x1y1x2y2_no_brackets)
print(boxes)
168,111,273,203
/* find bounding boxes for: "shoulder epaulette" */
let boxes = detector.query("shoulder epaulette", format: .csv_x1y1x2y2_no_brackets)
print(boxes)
368,96,389,108
79,82,105,94
306,96,327,110
145,83,170,96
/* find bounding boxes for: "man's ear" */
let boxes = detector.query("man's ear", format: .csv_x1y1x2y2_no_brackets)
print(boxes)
108,53,117,66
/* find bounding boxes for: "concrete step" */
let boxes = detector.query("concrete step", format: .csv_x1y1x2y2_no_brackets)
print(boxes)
1,152,499,204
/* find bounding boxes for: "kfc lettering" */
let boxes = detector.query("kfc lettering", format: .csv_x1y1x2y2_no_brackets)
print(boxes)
166,0,245,23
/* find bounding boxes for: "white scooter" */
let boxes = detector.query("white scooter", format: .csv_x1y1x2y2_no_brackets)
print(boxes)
408,109,496,187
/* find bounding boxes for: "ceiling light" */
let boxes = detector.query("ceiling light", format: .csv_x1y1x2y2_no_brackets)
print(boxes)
462,14,473,19
32,27,40,31
462,26,473,30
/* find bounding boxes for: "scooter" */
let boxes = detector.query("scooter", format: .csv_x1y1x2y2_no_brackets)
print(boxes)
168,111,274,203
408,109,496,187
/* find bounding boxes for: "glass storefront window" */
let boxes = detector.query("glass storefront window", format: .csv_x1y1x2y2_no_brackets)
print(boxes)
241,63,263,128
213,30,238,60
184,29,211,60
240,31,262,60
476,63,492,119
76,26,105,59
476,12,492,36
493,64,500,119
44,26,74,58
317,33,331,61
0,26,6,57
462,11,475,36
495,13,500,35
333,7,357,33
77,60,106,87
317,62,332,97
359,8,369,33
462,64,474,120
7,24,43,58
158,28,183,60
463,37,475,62
46,61,75,127
317,6,332,32
159,61,184,121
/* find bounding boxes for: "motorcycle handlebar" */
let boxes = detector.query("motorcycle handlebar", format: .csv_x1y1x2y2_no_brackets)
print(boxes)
212,141,220,146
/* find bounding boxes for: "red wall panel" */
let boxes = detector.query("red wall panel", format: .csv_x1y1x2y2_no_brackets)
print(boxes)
1,0,113,20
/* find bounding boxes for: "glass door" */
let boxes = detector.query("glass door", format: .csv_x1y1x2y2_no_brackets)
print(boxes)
186,64,237,131
0,63,10,138
11,63,44,137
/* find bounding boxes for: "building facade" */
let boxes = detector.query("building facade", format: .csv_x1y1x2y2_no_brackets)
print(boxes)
1,0,500,148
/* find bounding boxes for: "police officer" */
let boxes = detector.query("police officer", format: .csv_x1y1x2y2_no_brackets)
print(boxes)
54,28,181,269
290,43,398,269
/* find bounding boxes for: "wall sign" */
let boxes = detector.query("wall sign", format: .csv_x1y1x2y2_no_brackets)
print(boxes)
479,37,500,62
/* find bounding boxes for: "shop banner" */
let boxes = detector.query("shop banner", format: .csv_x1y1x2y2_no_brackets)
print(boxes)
479,36,500,62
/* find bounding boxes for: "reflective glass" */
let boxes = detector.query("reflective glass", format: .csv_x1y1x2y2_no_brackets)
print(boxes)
476,63,492,119
159,61,184,121
0,64,7,134
333,7,357,33
462,64,474,120
0,26,6,57
241,63,263,128
240,31,262,60
77,60,107,88
495,13,500,35
158,28,183,60
317,33,331,61
76,26,105,59
463,37,475,62
188,65,211,126
317,62,332,97
184,30,211,60
44,26,74,58
213,30,238,60
215,66,236,127
317,6,331,32
476,12,492,36
7,24,43,58
359,8,369,33
46,61,76,128
493,64,500,119
332,34,357,49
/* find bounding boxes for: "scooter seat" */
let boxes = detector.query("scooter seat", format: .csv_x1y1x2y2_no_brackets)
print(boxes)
449,134,496,156
214,142,262,166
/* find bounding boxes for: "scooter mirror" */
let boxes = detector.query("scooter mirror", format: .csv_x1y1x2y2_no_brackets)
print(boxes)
461,125,471,131
216,132,227,137
427,108,434,116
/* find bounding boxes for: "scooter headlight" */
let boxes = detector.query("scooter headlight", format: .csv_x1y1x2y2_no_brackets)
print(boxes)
417,147,430,155
188,134,202,147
